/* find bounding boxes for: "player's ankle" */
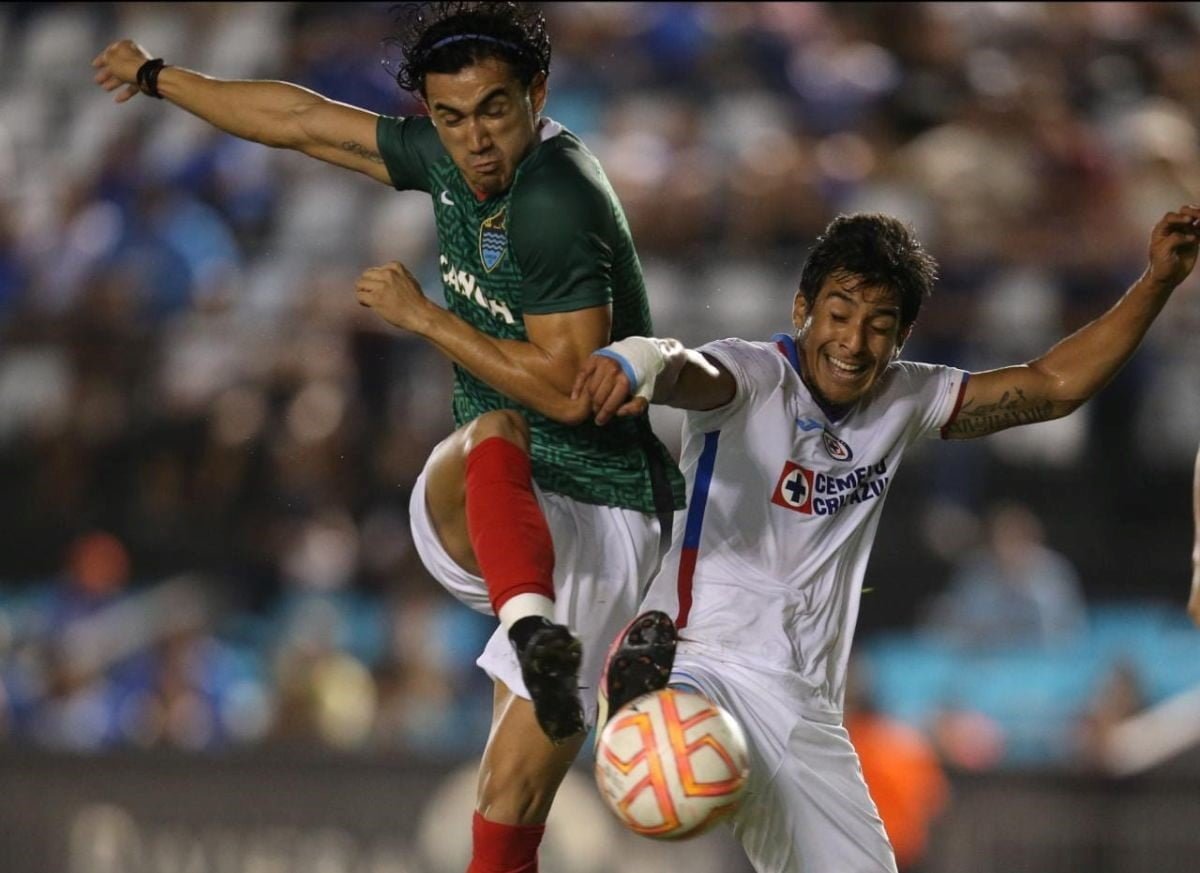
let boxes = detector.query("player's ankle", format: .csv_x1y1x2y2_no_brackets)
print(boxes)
498,592,555,635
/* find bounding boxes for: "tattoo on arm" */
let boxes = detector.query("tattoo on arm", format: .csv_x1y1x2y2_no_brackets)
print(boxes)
341,141,383,163
948,387,1059,437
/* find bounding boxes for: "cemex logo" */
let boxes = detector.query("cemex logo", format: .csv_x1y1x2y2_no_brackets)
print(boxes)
771,461,814,514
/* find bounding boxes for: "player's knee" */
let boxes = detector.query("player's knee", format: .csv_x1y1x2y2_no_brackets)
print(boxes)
476,756,559,824
464,409,530,455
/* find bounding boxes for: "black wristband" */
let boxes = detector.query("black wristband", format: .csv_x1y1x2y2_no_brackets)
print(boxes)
136,58,166,98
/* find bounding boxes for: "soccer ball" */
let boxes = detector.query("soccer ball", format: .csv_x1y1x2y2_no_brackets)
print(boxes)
594,688,750,840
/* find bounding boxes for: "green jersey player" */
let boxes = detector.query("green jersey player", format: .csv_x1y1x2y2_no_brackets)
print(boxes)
93,4,683,870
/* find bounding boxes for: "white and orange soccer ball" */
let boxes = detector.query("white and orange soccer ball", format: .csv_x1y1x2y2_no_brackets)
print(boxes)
594,688,750,840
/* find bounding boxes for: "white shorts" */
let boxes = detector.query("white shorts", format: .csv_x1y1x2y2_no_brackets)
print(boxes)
409,462,666,726
671,658,897,873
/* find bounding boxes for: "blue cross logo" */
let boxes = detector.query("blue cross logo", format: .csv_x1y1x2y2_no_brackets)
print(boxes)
781,469,809,506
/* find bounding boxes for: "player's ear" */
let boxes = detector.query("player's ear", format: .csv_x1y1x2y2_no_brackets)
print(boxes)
529,71,548,116
791,292,809,332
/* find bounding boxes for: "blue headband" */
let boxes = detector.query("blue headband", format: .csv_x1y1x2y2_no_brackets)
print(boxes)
429,33,526,54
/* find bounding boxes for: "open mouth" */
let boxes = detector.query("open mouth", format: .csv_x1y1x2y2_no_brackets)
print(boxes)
824,353,869,381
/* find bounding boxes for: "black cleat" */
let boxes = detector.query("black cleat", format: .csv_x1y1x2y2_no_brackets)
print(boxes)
596,610,677,744
510,616,586,744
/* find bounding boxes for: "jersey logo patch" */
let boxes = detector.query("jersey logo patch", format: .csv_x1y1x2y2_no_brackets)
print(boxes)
821,430,853,462
771,461,814,514
479,206,508,272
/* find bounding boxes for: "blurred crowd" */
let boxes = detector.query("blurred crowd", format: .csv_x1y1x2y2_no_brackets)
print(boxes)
1,3,1199,761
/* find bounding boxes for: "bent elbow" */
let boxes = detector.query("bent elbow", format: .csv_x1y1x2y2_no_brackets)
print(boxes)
1049,395,1087,420
274,103,312,150
276,93,330,150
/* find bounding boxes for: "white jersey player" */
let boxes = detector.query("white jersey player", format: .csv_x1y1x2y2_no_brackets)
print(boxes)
579,208,1200,873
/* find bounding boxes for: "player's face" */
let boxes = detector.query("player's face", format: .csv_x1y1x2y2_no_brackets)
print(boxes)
424,59,547,197
792,272,910,409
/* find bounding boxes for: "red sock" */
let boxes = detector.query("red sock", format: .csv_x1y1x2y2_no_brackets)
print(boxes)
465,437,555,615
466,811,545,873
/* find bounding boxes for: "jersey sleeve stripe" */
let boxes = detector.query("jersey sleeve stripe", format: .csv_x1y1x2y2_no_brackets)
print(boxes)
676,430,721,629
939,372,971,439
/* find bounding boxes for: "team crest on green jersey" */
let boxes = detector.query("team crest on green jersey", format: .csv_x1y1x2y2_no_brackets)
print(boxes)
480,207,508,272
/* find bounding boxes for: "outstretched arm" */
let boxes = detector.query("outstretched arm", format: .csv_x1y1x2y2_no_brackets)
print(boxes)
92,39,391,184
1190,444,1200,627
943,206,1200,439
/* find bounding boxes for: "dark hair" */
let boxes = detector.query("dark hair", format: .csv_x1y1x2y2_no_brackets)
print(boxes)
799,213,937,330
388,2,551,95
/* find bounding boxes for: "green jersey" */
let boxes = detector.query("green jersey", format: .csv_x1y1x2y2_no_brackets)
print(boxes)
376,115,684,514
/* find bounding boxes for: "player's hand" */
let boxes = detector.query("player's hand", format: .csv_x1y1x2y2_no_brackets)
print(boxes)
1146,205,1200,290
572,354,647,426
92,39,152,104
355,261,435,333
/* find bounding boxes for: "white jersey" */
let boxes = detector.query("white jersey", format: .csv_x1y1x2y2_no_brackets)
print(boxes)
643,334,968,722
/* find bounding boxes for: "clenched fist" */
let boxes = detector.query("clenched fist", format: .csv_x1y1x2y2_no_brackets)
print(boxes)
1145,205,1200,291
355,261,436,334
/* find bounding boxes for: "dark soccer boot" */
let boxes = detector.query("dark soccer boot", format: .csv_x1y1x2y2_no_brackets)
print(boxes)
595,610,678,745
509,616,586,744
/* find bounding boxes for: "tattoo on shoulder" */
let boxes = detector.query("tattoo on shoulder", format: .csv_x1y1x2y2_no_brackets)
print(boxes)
341,140,383,163
949,387,1057,436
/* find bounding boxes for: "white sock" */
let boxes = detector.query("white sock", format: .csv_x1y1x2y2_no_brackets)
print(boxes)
498,592,556,632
